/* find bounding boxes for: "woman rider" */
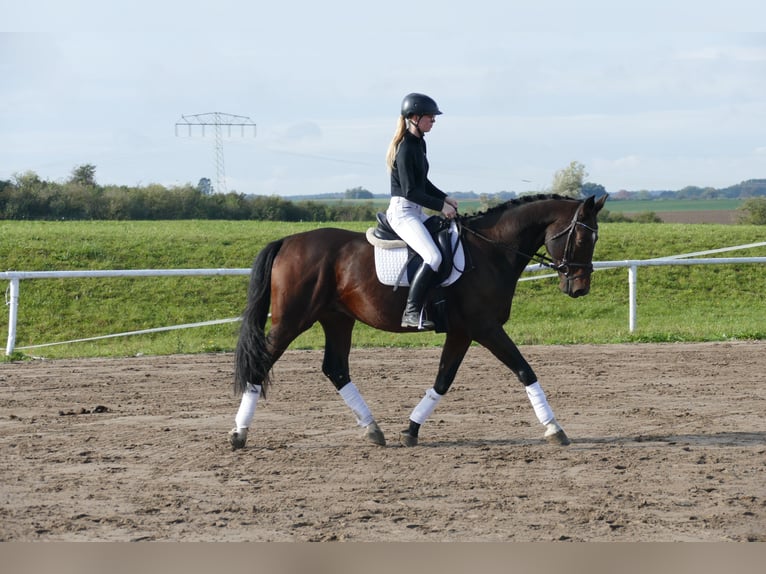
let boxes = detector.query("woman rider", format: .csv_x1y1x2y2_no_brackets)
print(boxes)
385,93,459,330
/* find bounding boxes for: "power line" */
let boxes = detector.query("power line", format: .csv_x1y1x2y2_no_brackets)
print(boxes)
175,112,256,194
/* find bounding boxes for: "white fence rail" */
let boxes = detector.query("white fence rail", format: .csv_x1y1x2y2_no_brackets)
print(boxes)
3,250,766,355
2,269,250,355
594,257,765,331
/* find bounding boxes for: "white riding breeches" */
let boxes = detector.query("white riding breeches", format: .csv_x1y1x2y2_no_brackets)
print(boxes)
386,196,442,272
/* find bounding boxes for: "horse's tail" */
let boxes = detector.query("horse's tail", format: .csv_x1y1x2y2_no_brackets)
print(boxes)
234,239,283,398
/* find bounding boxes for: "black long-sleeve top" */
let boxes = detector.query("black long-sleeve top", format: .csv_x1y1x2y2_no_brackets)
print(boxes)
390,131,446,212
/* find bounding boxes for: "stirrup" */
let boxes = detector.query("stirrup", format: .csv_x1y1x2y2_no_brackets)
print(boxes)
401,311,434,330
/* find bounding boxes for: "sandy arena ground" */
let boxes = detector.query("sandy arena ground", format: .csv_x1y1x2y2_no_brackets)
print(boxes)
1,342,764,541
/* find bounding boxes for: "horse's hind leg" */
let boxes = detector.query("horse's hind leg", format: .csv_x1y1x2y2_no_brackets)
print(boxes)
228,336,291,451
320,315,385,446
229,383,262,449
229,318,312,450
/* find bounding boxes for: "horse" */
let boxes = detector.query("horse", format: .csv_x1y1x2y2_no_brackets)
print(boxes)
229,193,607,450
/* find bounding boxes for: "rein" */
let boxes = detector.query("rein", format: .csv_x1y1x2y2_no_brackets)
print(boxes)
457,208,597,277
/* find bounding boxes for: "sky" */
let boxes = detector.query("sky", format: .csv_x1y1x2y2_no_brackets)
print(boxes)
2,0,765,197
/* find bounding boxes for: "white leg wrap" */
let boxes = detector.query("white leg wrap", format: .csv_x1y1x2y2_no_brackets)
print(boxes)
338,382,374,427
526,382,555,425
234,384,262,430
410,388,443,425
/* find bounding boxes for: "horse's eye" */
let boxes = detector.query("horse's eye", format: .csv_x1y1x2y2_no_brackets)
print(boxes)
576,229,597,247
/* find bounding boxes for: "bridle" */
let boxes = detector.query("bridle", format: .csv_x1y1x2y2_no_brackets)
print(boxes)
458,206,598,280
544,208,598,279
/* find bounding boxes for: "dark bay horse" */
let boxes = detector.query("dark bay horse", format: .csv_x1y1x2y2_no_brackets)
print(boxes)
229,193,607,449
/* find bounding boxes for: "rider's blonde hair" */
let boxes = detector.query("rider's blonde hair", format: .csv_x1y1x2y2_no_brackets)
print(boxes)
385,116,408,173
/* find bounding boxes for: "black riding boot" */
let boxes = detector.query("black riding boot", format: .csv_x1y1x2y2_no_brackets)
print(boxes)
401,262,436,330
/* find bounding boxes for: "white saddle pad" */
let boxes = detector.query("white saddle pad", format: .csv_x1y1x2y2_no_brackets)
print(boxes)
368,221,465,287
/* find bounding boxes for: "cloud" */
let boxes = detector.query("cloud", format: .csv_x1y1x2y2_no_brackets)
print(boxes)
675,46,766,62
273,122,322,144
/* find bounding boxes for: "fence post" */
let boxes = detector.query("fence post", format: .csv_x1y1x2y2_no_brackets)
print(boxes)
628,265,637,332
5,277,19,355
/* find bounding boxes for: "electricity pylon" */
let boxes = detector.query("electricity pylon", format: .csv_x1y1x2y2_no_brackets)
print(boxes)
175,112,256,194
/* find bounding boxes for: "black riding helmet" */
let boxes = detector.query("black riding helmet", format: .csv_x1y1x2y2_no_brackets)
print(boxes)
401,93,442,118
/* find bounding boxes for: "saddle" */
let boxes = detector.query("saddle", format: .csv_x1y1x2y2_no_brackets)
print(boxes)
366,214,464,333
368,213,456,286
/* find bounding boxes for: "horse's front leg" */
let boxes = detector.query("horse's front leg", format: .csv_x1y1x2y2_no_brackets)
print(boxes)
477,326,571,446
400,331,472,447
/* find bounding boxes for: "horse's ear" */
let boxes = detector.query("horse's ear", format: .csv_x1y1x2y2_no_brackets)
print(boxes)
582,194,607,214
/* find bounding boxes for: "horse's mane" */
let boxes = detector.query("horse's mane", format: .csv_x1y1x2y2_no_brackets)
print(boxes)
460,193,578,224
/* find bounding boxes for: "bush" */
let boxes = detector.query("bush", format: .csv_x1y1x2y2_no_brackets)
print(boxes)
631,211,663,223
598,209,663,224
738,198,766,225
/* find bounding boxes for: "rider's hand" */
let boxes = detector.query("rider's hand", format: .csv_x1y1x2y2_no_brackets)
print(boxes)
441,202,457,219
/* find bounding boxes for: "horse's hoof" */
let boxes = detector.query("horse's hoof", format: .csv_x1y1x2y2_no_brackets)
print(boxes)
544,422,571,446
399,430,418,447
364,421,386,446
545,429,571,446
229,427,248,450
544,419,571,446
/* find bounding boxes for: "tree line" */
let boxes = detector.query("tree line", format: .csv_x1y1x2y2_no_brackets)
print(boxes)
0,167,377,222
2,163,765,223
0,161,599,221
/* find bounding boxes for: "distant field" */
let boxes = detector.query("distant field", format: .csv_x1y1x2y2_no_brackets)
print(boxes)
654,210,738,224
604,198,743,213
604,198,744,224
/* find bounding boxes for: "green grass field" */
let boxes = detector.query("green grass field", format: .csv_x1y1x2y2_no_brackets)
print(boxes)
2,220,765,360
